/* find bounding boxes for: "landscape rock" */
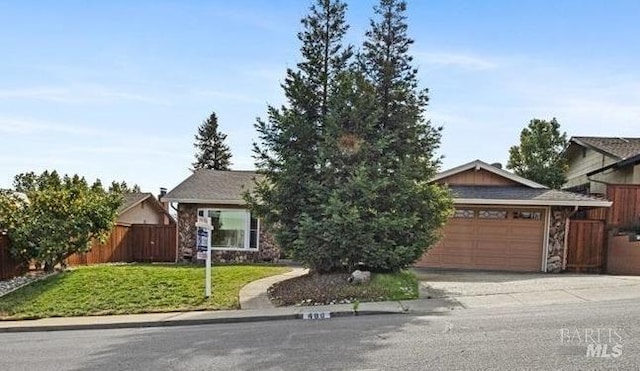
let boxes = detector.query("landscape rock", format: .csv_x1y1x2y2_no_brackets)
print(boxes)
347,270,371,285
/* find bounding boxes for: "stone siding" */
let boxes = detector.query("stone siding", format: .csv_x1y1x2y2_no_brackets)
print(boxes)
546,207,573,273
177,203,280,263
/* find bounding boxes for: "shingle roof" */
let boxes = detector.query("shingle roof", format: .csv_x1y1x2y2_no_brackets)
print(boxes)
118,192,152,213
163,170,261,203
450,185,611,207
572,137,640,160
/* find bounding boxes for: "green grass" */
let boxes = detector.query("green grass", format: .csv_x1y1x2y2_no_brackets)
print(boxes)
0,264,290,320
370,271,419,301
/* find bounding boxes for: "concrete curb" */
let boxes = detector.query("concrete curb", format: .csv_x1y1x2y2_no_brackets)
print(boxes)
0,309,404,333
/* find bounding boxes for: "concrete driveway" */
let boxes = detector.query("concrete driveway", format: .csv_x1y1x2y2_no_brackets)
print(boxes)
412,268,640,309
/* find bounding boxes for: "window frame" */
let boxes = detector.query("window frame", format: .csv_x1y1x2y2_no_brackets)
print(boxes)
197,208,260,251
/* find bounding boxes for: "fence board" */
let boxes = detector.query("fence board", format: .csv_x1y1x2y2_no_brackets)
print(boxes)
67,224,176,265
566,220,605,273
607,185,640,228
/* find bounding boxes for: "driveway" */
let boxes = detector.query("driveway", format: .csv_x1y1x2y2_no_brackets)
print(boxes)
412,268,640,308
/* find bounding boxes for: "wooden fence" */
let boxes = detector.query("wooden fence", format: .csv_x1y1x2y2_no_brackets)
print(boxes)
606,185,640,228
0,234,26,280
566,220,605,273
67,224,176,265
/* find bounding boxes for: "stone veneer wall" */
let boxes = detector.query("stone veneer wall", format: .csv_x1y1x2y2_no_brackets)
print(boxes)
546,207,573,273
177,203,280,263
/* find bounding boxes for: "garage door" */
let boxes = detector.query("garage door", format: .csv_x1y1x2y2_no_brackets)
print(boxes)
418,207,546,272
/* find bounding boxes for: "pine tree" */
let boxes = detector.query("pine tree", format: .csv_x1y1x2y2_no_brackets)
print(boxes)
354,0,453,271
192,112,232,171
250,0,352,272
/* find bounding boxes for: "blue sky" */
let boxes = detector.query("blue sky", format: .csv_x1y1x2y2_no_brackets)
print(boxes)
1,0,639,193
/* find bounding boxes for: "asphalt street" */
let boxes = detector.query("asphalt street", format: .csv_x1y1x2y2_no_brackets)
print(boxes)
1,298,638,371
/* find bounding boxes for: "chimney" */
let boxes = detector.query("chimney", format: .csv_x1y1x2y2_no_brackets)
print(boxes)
158,187,170,225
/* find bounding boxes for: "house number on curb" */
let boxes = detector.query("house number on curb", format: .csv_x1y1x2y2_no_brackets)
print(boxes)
302,311,331,320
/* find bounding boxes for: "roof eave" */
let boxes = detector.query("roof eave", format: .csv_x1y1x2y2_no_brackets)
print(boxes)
453,198,612,208
161,198,247,206
118,194,152,215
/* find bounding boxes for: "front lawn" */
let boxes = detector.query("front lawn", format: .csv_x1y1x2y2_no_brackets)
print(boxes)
0,264,290,320
268,270,418,306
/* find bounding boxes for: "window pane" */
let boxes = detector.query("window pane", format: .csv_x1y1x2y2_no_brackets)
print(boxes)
453,209,474,219
513,211,542,220
478,210,507,219
208,210,246,248
250,230,257,249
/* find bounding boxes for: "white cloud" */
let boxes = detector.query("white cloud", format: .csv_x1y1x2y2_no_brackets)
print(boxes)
0,117,109,136
0,84,166,104
415,51,499,71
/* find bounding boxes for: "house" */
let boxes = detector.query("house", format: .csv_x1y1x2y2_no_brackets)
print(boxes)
161,170,279,263
416,160,611,272
562,137,640,275
563,136,640,195
117,192,175,226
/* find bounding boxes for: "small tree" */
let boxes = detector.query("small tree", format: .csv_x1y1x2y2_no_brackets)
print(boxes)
108,181,141,194
507,118,568,189
0,171,121,271
192,111,232,171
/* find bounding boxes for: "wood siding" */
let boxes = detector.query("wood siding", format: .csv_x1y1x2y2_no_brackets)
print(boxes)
0,234,26,280
566,220,605,273
67,224,176,265
565,146,618,192
437,168,520,186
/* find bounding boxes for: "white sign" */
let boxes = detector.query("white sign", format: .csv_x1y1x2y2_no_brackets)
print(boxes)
195,216,213,298
302,311,331,320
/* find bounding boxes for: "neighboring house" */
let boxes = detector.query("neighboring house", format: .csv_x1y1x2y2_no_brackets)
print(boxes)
118,192,175,226
563,136,640,195
161,170,279,262
416,160,611,273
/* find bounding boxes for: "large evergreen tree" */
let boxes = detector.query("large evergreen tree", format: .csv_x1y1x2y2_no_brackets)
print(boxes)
250,0,452,273
192,112,232,171
351,0,452,271
507,118,568,189
250,0,352,272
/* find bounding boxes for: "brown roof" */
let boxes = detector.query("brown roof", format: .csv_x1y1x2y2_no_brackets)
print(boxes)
162,170,261,204
118,192,152,213
450,185,610,206
571,136,640,160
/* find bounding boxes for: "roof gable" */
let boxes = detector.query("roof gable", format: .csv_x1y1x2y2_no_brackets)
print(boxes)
570,136,640,160
163,170,260,204
118,192,175,224
434,160,548,189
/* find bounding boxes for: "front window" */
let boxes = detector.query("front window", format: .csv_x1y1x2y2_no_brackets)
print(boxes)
197,209,259,250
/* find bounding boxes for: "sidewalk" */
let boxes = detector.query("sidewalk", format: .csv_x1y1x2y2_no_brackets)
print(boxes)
0,299,453,333
0,267,455,333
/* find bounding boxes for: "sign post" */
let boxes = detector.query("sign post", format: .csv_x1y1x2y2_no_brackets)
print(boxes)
196,216,213,298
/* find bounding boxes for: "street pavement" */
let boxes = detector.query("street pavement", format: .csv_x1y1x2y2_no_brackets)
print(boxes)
1,298,638,370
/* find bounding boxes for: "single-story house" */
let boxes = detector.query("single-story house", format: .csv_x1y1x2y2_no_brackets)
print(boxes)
563,136,640,195
415,160,611,272
118,192,175,226
161,170,279,262
164,161,611,272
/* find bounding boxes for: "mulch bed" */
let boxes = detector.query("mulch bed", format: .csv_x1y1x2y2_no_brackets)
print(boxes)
268,272,388,306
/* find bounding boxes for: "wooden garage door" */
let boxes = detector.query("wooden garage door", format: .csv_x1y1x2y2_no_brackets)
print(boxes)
418,207,546,272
